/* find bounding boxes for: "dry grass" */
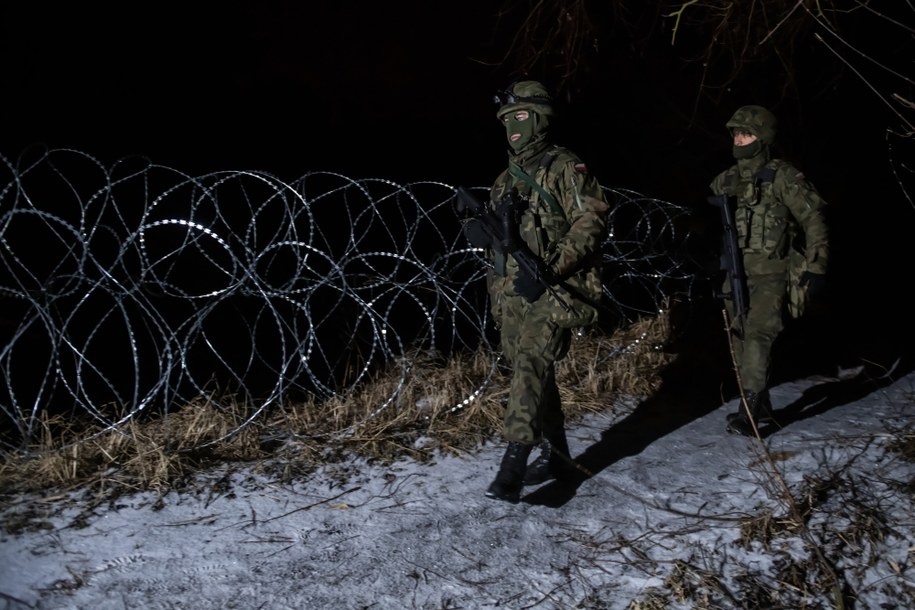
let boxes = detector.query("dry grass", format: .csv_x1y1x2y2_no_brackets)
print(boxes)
887,430,915,463
0,313,675,501
2,307,912,606
0,399,268,498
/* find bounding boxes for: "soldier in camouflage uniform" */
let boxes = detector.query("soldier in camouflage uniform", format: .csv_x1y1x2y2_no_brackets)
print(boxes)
709,105,829,436
463,80,609,502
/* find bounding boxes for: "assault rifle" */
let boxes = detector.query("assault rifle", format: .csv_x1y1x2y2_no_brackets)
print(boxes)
708,193,749,338
456,186,572,312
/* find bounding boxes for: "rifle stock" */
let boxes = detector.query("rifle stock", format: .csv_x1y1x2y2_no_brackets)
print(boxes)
708,194,749,338
457,186,572,313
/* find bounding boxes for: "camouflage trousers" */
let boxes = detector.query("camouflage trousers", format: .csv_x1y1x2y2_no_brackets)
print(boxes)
498,295,572,444
725,272,788,393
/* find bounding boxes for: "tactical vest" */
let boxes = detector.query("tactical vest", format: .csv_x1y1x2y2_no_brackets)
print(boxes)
722,159,808,318
722,159,794,260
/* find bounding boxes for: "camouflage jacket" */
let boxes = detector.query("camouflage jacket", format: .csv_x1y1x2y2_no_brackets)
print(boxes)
710,155,829,276
487,145,609,327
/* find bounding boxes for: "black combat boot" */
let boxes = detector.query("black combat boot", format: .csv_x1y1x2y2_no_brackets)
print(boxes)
485,441,534,503
522,430,574,486
726,389,775,436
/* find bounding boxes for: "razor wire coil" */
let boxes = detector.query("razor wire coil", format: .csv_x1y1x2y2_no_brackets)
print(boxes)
1,148,699,454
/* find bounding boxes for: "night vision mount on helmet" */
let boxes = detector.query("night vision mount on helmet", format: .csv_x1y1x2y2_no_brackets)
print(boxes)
495,80,555,118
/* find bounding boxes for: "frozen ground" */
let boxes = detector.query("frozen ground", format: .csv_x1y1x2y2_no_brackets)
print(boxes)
1,364,914,610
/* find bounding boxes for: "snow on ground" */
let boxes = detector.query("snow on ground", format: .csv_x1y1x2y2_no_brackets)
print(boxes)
1,366,913,610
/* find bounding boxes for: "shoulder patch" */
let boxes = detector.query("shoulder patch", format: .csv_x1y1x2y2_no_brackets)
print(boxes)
574,163,587,172
792,170,810,187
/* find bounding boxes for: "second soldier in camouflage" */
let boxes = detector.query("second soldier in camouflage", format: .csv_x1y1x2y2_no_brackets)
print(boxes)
709,104,830,436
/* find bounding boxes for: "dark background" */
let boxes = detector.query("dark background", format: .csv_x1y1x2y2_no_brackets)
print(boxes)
3,1,914,380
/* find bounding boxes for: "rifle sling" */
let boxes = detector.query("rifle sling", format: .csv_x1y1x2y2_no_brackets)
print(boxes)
508,157,565,220
496,151,565,278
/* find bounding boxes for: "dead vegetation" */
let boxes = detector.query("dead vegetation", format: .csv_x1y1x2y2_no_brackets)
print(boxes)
591,419,915,610
489,1,912,118
618,399,915,609
2,307,912,607
0,313,674,502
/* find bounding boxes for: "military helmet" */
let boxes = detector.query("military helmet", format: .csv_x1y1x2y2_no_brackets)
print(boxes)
494,80,554,119
726,105,777,145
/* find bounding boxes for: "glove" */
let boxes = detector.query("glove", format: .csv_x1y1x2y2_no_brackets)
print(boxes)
462,219,493,249
799,270,827,298
512,262,554,303
493,196,515,223
513,268,547,302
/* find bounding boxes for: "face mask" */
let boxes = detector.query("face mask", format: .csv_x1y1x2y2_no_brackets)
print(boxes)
732,139,763,160
505,112,535,152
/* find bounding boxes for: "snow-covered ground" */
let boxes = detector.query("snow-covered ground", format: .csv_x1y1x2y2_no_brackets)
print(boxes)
1,365,913,610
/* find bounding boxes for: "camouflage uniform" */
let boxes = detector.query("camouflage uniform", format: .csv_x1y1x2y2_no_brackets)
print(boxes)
476,81,608,502
709,105,829,434
488,84,608,444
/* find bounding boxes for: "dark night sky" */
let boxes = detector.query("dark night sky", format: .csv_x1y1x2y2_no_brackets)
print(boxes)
3,3,908,191
3,2,914,363
4,2,512,184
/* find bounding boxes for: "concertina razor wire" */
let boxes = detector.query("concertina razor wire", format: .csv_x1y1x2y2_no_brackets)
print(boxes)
0,148,700,454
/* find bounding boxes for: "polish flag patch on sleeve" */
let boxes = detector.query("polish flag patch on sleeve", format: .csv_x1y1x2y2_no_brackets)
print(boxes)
574,163,588,172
